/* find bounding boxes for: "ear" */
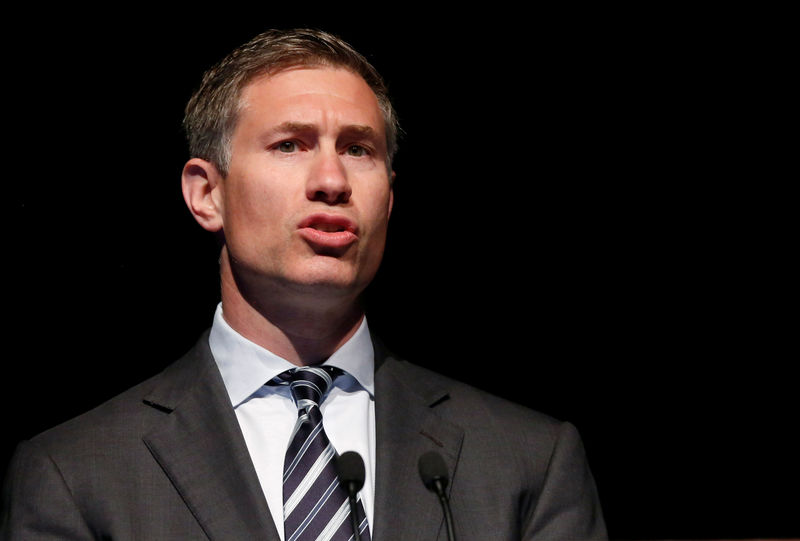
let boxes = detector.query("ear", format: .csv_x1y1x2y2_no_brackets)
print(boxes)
182,158,224,232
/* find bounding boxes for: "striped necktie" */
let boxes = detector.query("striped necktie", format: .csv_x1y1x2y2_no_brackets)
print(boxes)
272,366,371,541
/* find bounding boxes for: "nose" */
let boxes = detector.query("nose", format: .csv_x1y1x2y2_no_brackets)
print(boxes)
306,147,351,205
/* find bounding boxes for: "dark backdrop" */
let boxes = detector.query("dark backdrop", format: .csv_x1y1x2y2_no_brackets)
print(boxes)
4,8,795,540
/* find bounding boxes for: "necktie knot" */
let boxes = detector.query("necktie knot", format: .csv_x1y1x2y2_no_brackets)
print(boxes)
273,366,342,414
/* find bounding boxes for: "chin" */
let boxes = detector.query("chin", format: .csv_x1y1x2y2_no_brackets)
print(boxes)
293,267,375,299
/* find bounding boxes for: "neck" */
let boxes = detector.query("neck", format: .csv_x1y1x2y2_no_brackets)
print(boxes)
218,250,365,366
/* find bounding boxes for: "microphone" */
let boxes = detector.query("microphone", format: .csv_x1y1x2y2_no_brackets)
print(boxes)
335,451,366,541
418,451,456,541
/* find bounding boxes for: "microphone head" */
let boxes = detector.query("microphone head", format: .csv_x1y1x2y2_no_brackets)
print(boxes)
335,451,366,493
418,451,449,492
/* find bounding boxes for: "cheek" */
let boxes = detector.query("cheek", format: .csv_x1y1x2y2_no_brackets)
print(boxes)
222,180,289,244
361,192,393,251
373,188,394,228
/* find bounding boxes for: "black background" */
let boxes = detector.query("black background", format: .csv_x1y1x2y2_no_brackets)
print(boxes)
4,8,796,540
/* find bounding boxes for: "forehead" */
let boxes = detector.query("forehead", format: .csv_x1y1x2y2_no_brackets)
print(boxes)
237,67,385,133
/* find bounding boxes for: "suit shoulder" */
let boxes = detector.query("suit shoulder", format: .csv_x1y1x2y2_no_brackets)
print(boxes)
30,370,164,453
380,356,565,439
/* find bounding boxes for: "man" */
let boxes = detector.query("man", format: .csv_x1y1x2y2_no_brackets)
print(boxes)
1,29,607,540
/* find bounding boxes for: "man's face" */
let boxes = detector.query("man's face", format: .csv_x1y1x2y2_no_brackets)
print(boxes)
216,67,394,300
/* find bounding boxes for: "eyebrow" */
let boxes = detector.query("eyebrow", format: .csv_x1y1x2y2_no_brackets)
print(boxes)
267,121,317,137
340,124,378,139
266,121,380,140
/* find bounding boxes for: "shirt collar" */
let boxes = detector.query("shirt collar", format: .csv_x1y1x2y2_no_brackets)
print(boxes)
208,303,375,407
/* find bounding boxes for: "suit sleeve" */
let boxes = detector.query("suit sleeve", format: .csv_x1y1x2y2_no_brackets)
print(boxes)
522,422,608,541
1,440,94,541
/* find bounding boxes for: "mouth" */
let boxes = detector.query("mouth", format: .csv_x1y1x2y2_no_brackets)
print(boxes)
297,213,358,251
308,222,350,233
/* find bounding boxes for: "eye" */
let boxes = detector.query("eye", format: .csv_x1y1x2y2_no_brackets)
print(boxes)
346,145,368,157
277,141,298,153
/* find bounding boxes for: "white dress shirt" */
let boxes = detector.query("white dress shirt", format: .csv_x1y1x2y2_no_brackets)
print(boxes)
208,303,376,541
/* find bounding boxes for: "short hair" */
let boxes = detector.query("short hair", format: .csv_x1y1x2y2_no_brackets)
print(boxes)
183,28,400,176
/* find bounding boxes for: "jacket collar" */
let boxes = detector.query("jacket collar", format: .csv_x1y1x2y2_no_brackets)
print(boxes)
142,332,281,541
372,337,465,540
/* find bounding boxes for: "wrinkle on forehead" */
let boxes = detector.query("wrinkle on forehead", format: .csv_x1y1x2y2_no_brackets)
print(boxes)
240,66,381,116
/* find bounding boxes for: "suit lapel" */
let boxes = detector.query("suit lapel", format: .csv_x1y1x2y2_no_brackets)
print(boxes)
372,343,464,541
141,334,280,541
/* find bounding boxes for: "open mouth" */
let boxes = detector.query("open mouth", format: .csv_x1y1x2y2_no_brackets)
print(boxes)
299,213,357,234
298,213,358,251
310,223,348,233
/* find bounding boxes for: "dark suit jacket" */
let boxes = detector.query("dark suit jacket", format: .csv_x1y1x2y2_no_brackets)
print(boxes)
1,332,607,540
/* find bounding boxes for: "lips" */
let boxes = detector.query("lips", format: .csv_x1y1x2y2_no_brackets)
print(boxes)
297,213,358,251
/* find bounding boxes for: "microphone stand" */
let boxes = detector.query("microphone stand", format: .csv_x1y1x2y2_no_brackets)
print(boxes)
432,477,456,541
345,480,362,541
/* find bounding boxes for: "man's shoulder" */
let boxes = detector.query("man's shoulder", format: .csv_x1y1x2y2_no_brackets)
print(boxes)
376,352,564,439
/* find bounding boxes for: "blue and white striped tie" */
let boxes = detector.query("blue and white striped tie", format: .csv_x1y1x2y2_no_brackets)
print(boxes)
272,367,371,541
